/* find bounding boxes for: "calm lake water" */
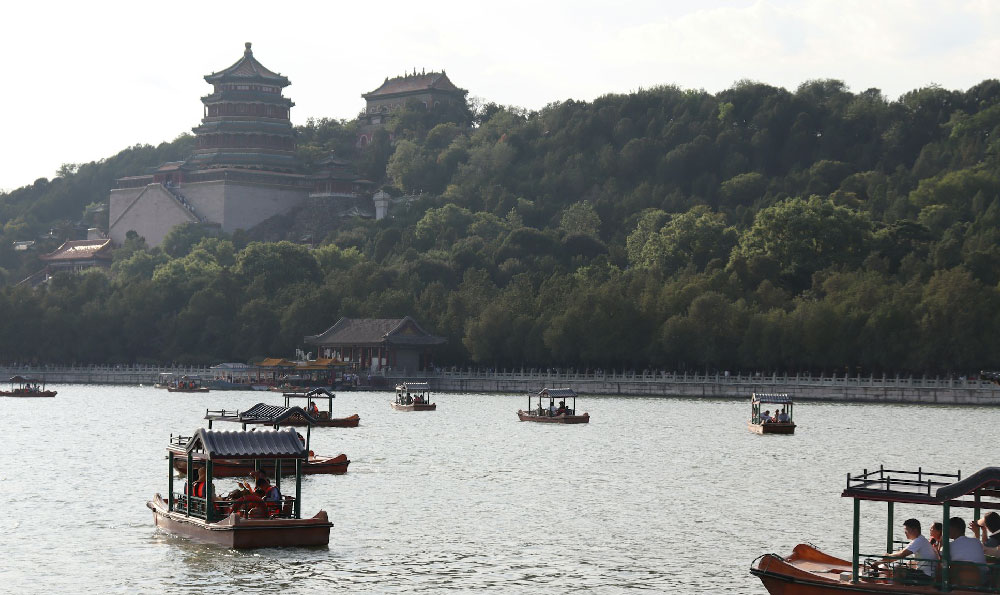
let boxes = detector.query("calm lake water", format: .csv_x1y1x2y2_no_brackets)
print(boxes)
2,385,997,593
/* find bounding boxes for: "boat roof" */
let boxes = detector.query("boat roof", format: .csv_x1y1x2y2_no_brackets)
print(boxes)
284,388,335,400
751,393,792,404
205,403,319,426
183,427,307,459
538,388,577,398
396,382,430,391
210,362,257,371
8,375,31,383
842,465,1000,508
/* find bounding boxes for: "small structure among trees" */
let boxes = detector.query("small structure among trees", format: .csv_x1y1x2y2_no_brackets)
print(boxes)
304,316,446,375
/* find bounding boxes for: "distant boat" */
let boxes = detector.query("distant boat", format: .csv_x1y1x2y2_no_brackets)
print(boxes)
166,375,210,393
517,388,589,424
0,376,56,398
392,382,437,411
747,392,795,434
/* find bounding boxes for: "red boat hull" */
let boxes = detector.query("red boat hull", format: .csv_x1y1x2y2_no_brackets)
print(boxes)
517,411,590,424
172,453,350,477
752,544,984,594
0,390,56,397
147,494,331,548
280,413,360,427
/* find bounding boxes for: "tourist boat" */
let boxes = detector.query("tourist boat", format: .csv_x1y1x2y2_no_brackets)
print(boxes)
166,375,210,393
751,465,1000,593
154,372,175,389
147,427,333,548
207,362,270,391
747,392,796,434
282,388,359,427
170,428,350,477
0,376,56,398
392,382,436,411
517,388,589,423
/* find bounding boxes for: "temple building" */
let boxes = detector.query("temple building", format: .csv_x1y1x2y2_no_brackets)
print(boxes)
356,70,468,147
20,235,113,286
109,43,369,248
304,317,446,374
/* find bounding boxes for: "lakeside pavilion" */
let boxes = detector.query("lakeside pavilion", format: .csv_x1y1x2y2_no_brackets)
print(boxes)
304,317,445,375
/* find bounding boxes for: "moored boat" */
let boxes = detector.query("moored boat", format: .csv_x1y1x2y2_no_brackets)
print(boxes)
517,388,589,423
284,388,360,427
147,427,333,548
747,392,796,434
751,465,1000,593
0,376,56,398
392,382,436,411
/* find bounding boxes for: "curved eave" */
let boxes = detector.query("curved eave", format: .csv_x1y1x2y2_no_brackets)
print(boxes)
202,92,294,107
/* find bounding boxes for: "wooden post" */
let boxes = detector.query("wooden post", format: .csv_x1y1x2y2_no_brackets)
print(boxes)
295,459,303,519
886,501,894,553
942,503,951,591
168,451,175,512
185,452,193,517
852,497,860,583
205,460,214,522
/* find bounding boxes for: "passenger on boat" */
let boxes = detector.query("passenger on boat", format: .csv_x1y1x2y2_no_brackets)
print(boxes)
970,512,1000,548
413,394,423,404
308,401,320,416
555,401,567,416
876,518,936,582
948,517,988,585
760,410,771,423
930,521,944,556
776,408,790,422
549,402,557,416
183,467,215,500
232,488,266,518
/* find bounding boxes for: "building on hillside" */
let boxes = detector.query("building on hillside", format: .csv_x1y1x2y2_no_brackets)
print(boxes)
20,235,113,286
356,69,467,148
304,316,446,375
108,43,372,248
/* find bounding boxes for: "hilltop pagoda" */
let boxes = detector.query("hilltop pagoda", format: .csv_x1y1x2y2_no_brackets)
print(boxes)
187,42,298,172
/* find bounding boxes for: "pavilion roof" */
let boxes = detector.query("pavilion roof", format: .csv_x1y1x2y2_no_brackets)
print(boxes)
258,357,297,368
184,427,307,459
751,393,793,404
304,316,446,347
363,71,466,99
205,42,290,86
38,239,112,262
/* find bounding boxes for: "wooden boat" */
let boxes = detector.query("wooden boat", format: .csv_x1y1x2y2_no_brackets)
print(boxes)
148,427,333,548
392,382,437,411
0,376,56,398
282,388,359,427
751,465,1000,593
166,375,210,393
748,392,796,434
205,401,358,430
517,388,589,423
171,450,350,477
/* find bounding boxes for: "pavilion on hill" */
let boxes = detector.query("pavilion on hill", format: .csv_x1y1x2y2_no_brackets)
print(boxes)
356,69,467,147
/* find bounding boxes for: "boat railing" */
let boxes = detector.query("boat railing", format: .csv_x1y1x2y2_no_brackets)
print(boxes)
172,492,297,519
169,434,191,448
846,465,960,496
858,552,1000,592
205,408,240,418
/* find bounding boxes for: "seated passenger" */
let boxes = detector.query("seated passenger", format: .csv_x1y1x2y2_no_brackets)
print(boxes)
760,409,771,423
232,488,266,517
949,516,987,584
555,400,567,416
876,518,936,582
777,408,790,423
308,401,320,416
930,521,944,557
970,512,1000,548
548,402,557,416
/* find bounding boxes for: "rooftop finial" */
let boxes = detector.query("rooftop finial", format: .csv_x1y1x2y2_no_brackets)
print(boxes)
245,42,252,55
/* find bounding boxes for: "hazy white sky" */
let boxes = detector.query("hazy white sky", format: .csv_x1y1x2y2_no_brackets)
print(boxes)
2,0,998,192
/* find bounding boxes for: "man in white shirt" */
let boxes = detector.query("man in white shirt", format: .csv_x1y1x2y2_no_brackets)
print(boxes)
947,516,987,585
879,518,936,582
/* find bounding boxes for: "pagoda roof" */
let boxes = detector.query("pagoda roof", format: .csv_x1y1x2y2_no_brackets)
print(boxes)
363,71,466,99
205,42,290,87
304,316,446,347
38,239,113,262
258,357,297,368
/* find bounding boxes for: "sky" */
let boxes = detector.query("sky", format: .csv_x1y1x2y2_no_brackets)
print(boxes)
1,0,999,192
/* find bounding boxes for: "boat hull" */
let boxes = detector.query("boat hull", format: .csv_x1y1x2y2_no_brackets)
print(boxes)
280,413,360,427
748,421,796,434
517,411,590,424
0,390,56,397
172,454,350,477
391,403,437,411
751,544,983,594
147,494,331,548
167,387,211,393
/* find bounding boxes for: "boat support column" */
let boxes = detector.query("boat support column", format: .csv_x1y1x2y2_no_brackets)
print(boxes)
295,459,302,519
186,452,193,517
885,501,894,553
851,497,860,583
168,451,175,511
205,460,215,522
942,502,951,591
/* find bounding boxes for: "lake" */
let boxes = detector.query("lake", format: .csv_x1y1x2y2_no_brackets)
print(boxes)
2,385,995,593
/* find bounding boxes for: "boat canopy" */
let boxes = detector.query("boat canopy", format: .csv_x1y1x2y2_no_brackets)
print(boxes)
397,382,430,391
751,393,792,404
210,362,257,371
284,387,335,399
539,388,577,398
184,427,307,459
239,403,318,425
8,376,29,383
842,465,1000,507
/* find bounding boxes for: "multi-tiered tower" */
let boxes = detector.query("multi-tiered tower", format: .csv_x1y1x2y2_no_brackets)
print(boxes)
188,43,298,172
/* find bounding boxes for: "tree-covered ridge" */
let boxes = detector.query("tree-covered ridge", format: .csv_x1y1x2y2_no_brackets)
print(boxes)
1,79,1000,372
